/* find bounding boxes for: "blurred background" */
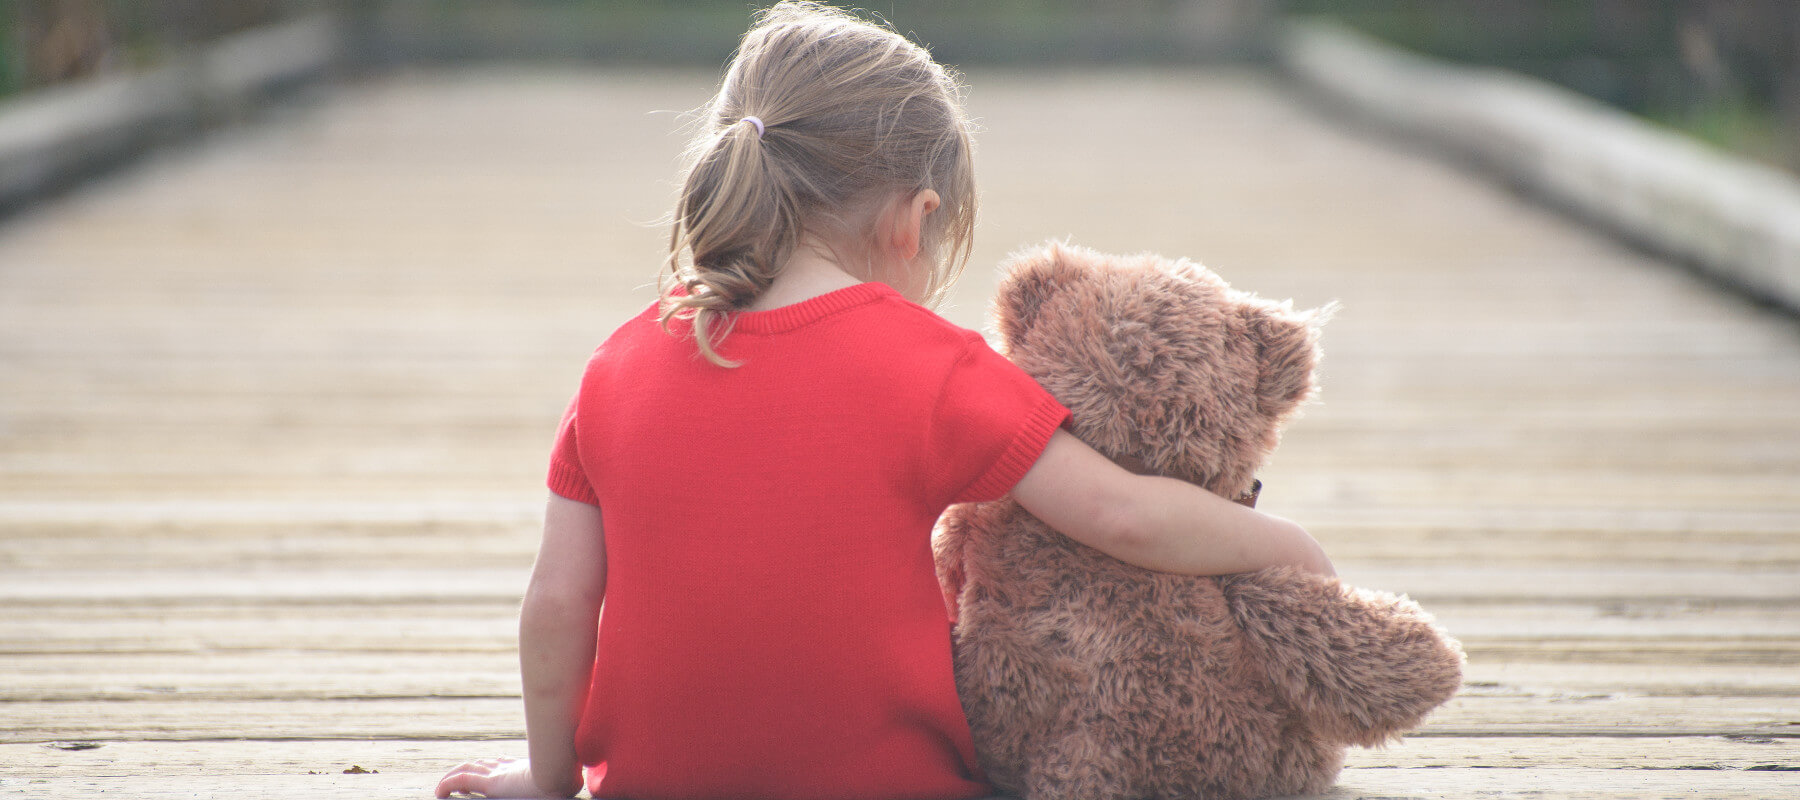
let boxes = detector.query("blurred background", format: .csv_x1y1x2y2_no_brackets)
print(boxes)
3,0,1797,173
4,3,1799,796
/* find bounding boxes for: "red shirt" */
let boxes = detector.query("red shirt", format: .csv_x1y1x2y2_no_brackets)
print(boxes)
547,282,1069,800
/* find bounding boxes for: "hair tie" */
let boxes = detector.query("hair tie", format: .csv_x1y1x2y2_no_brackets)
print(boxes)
741,115,766,139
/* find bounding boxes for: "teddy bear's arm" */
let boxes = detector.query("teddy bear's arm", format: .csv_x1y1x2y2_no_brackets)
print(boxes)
1221,566,1464,746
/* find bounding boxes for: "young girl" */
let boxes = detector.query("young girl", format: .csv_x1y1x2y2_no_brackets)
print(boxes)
436,3,1331,798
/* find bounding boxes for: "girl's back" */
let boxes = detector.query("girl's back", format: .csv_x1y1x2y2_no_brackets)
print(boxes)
554,282,1064,799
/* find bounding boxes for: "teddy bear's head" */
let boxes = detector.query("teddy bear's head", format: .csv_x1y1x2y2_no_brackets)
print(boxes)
993,242,1329,501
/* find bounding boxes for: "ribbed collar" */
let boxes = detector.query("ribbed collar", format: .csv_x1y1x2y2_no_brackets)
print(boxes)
726,281,900,335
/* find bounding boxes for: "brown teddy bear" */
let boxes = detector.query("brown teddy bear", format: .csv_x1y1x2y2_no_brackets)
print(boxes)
935,242,1464,800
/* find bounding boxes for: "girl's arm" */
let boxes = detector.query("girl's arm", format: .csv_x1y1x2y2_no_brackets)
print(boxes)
1013,429,1334,578
437,494,606,799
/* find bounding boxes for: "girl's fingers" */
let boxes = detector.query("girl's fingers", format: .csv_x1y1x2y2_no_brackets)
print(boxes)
437,775,488,799
436,765,493,798
437,756,535,799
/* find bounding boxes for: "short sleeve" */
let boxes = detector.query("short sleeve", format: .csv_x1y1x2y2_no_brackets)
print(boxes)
926,333,1072,506
547,391,600,506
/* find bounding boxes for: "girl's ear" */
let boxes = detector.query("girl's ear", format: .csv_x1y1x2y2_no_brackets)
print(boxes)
887,189,941,261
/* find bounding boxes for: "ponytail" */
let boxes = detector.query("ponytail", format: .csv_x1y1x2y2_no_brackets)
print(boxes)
661,114,803,367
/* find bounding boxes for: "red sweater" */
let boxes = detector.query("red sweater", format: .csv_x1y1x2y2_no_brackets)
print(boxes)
547,282,1070,800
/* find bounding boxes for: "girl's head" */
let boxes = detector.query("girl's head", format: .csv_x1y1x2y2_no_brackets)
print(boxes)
661,1,977,365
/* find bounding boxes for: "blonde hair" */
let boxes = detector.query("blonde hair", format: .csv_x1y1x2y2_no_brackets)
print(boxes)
660,1,977,366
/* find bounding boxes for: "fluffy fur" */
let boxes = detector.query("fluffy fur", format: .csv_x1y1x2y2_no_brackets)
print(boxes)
936,242,1464,800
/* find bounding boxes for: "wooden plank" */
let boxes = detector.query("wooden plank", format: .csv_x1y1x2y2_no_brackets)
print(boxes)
7,466,1797,509
9,397,1795,444
1,652,519,700
5,736,1792,774
3,740,1794,800
6,651,1797,703
3,772,457,800
2,677,522,703
1427,600,1800,639
1332,566,1800,603
12,623,1800,663
0,649,521,693
0,698,528,744
10,513,1800,570
1418,693,1800,737
0,569,528,603
1459,639,1800,666
4,655,1796,704
1253,472,1800,512
3,564,1795,604
8,595,1798,647
1,738,522,773
14,593,1795,634
8,635,1781,667
2,770,1792,800
5,600,1796,684
3,500,1793,538
0,624,517,656
0,500,544,528
1346,735,1800,770
1462,662,1800,697
14,769,1743,800
1325,768,1796,800
4,694,1797,744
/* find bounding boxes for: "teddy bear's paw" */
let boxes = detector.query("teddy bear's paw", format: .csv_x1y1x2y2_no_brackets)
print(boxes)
1223,566,1464,744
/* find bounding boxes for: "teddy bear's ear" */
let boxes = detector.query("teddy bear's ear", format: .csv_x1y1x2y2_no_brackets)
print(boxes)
993,241,1090,348
1241,299,1336,420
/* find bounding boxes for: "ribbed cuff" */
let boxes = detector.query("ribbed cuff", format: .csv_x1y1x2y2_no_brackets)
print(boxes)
955,395,1073,504
547,457,599,506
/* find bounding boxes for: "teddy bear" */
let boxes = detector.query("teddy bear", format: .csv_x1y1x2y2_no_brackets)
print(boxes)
935,242,1464,800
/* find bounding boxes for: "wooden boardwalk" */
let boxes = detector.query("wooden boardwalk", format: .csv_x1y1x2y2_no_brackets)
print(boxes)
2,68,1797,798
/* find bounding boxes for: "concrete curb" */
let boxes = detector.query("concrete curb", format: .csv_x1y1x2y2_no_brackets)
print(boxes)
1277,18,1800,315
0,13,342,216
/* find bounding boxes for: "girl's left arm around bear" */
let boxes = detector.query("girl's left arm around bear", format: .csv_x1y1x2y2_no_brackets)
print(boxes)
1015,430,1334,579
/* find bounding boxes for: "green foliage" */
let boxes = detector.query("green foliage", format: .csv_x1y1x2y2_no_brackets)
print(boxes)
364,0,1259,65
0,6,20,99
0,0,294,99
1290,0,1800,172
1642,93,1785,168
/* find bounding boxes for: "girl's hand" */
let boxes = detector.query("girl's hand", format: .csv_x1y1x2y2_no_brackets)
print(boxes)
435,757,573,799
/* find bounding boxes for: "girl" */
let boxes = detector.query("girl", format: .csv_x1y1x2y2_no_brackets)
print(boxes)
437,3,1331,799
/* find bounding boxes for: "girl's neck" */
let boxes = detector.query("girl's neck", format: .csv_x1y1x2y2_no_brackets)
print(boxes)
745,236,868,311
